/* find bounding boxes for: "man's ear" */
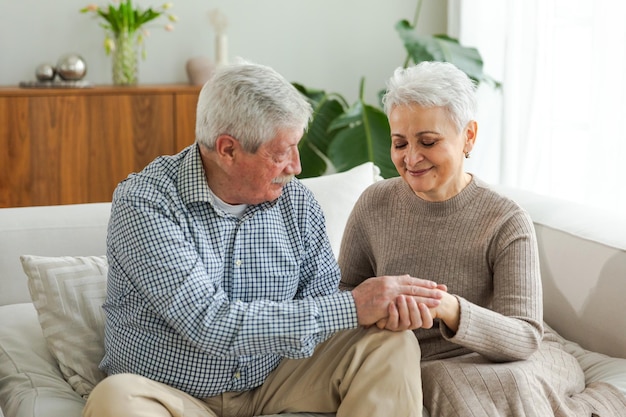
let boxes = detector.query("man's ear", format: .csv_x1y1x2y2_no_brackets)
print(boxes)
214,135,239,162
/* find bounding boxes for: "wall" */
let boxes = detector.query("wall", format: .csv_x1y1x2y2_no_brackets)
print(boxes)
0,0,446,104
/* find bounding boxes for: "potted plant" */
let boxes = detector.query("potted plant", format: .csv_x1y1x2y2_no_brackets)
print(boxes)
80,1,177,85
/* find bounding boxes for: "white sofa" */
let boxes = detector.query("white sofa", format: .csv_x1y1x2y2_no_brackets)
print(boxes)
1,163,625,417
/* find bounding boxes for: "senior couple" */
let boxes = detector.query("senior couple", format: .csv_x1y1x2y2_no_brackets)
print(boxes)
83,60,626,417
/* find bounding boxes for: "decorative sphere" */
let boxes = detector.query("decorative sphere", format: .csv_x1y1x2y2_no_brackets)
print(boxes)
56,54,87,81
35,63,56,81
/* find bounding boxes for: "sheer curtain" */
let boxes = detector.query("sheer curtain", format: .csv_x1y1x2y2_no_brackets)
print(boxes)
451,0,626,213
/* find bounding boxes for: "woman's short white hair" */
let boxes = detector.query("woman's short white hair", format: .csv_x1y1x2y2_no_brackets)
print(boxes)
382,61,477,133
195,59,312,152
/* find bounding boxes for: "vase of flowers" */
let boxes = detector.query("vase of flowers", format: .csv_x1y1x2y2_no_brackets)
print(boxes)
111,28,138,85
80,1,177,85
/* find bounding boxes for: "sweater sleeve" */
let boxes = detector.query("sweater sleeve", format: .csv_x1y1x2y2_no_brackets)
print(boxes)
441,209,544,362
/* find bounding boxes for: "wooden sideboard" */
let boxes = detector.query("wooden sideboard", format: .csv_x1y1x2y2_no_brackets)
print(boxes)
0,84,201,208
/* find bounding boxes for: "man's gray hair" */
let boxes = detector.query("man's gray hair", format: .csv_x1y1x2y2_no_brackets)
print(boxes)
195,60,312,152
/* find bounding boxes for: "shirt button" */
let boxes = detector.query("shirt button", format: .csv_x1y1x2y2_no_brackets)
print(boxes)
234,371,241,379
235,259,242,266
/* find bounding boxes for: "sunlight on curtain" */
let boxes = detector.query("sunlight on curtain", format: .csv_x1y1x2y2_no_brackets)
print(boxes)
453,0,626,213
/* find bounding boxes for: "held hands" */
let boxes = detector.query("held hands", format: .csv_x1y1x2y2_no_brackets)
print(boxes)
377,289,460,332
351,274,446,329
376,294,436,331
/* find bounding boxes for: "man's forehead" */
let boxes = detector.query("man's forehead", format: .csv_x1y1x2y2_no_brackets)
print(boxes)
266,129,303,148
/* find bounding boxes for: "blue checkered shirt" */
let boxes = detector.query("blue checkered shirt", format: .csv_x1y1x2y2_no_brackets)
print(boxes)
101,144,358,398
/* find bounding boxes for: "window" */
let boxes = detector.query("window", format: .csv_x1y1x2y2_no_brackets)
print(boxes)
452,0,626,213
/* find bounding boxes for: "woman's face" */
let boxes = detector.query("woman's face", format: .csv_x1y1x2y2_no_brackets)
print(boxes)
389,104,476,202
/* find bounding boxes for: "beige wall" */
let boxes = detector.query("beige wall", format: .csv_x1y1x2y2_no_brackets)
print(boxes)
0,0,446,103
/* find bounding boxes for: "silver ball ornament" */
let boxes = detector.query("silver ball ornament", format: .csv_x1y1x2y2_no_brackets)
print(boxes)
56,54,87,81
35,63,56,81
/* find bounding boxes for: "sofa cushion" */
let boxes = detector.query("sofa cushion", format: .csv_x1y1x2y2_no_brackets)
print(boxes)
300,162,381,258
20,255,108,397
560,331,626,396
0,303,85,417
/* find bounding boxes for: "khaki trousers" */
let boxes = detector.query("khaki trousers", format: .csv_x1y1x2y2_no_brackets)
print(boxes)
83,327,423,417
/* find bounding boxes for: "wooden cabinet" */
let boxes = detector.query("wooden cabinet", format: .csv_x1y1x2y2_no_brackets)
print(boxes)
0,84,201,208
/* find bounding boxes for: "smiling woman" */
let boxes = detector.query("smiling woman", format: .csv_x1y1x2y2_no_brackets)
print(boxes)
383,61,477,202
338,59,626,417
389,105,475,202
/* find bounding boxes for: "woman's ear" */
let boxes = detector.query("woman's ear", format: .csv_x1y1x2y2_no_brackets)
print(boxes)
463,120,478,154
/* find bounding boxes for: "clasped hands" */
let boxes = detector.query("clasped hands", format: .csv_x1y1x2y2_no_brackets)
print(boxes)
352,274,454,332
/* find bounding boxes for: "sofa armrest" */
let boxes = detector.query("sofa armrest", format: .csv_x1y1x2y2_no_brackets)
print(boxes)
494,185,626,359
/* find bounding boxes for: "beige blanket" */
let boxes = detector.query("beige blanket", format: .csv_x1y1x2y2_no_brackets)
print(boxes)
421,327,626,417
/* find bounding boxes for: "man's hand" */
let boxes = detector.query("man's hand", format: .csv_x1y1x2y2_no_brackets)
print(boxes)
351,275,444,328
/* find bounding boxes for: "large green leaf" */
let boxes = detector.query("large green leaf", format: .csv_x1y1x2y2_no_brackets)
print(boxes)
327,101,397,178
395,20,500,87
293,83,348,178
297,140,329,179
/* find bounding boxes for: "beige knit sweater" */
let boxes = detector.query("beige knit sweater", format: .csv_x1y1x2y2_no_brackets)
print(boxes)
338,176,626,417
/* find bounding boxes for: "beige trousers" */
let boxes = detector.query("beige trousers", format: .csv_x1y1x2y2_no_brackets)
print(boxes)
83,327,423,417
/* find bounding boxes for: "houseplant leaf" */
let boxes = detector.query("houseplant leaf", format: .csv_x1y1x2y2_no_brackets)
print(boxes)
327,100,397,179
297,139,329,179
293,83,348,178
395,20,500,87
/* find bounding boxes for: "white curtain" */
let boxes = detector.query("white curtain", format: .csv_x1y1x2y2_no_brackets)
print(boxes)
452,0,626,213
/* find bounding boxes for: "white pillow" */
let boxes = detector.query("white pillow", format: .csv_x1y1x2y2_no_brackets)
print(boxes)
20,255,108,397
300,162,381,258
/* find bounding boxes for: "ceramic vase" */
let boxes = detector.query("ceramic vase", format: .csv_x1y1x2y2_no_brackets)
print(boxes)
185,56,214,86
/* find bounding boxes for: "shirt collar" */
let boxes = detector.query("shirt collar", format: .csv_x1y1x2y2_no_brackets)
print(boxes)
177,144,213,207
177,143,280,216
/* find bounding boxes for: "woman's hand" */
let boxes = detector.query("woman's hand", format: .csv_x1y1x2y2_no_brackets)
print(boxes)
376,283,449,331
376,295,435,330
430,291,461,333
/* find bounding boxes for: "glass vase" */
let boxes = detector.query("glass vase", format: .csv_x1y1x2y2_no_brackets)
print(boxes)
112,30,138,85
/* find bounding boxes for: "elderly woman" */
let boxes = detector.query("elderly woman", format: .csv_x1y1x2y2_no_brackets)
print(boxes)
338,61,626,416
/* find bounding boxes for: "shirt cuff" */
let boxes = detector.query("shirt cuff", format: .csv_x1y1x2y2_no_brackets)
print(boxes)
315,291,359,334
